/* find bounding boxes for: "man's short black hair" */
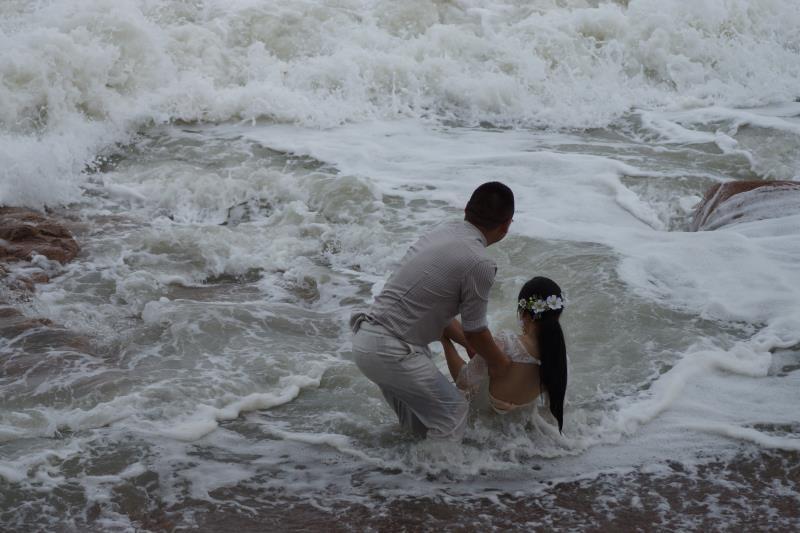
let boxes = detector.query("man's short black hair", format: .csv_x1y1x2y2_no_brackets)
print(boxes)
464,181,514,230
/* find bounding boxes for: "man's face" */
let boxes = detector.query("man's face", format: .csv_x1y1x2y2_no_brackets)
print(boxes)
503,216,513,236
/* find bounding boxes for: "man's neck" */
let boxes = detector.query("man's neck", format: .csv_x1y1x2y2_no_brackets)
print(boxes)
464,220,491,246
480,226,501,246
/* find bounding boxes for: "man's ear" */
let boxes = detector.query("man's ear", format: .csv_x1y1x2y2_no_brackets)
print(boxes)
489,218,512,244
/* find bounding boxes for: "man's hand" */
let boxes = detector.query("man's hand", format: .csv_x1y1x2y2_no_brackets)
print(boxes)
443,319,478,358
463,328,511,378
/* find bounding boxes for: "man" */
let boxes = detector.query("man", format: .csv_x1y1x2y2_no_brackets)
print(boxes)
351,182,514,440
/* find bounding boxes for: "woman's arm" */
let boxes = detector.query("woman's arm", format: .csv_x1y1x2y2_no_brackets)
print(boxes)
463,328,511,378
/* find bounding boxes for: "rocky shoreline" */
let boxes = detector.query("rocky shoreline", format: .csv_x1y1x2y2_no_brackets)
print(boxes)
0,207,91,352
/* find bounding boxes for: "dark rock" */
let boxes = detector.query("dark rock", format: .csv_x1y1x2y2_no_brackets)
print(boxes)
222,199,272,226
0,304,53,338
0,207,80,263
690,180,800,231
18,271,51,290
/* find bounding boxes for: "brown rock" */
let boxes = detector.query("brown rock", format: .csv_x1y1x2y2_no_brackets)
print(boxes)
28,271,51,283
9,271,51,292
0,306,21,319
0,207,79,264
0,210,89,356
690,180,800,231
0,304,54,338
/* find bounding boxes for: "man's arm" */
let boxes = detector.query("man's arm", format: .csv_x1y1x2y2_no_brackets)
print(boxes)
443,319,476,359
440,336,467,383
458,259,510,376
463,328,511,378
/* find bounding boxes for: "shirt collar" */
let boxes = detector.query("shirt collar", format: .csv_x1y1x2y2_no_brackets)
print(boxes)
463,220,488,247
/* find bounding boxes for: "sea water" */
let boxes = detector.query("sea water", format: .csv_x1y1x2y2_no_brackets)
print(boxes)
1,0,799,530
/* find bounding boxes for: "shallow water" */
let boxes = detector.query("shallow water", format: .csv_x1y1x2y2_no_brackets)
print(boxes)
2,0,800,530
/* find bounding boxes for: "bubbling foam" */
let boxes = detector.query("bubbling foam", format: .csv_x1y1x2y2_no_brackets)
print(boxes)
2,0,800,207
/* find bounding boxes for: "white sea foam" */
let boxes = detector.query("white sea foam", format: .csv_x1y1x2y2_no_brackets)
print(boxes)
155,375,323,441
2,0,800,207
692,423,800,451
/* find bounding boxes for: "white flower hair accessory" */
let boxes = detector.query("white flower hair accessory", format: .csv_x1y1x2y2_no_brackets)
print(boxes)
518,294,566,316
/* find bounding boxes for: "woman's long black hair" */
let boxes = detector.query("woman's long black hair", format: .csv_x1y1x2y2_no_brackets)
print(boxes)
518,277,568,432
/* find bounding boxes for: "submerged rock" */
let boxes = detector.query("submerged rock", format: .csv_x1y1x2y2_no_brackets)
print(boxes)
222,199,272,226
0,207,80,263
690,180,800,231
0,207,85,345
0,304,53,338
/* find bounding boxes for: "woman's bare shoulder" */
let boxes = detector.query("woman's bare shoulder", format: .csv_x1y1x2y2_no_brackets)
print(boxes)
510,331,540,364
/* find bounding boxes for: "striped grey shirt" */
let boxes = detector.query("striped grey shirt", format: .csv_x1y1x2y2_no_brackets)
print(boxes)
369,220,497,346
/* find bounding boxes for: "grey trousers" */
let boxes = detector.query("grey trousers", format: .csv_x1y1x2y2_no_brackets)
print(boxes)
351,314,468,441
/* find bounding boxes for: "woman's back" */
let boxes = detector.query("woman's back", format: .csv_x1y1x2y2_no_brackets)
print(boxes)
488,331,542,408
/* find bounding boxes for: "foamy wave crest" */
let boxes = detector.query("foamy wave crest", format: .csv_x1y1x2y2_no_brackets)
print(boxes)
2,0,799,207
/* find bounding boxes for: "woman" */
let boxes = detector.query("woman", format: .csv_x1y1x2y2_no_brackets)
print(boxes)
441,276,568,432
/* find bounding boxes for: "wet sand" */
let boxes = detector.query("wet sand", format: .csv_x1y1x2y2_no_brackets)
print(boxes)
67,448,798,532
